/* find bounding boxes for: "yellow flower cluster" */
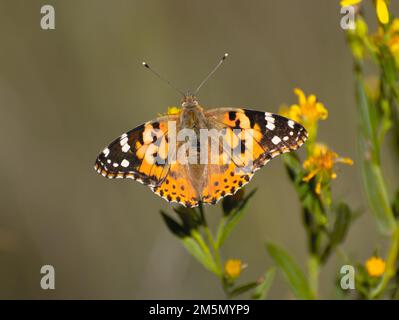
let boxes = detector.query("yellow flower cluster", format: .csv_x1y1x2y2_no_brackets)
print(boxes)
280,89,353,196
303,144,354,195
365,256,386,277
342,0,399,67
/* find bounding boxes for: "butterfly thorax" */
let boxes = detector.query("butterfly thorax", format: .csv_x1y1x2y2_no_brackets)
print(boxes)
180,95,211,133
181,94,198,108
179,95,209,192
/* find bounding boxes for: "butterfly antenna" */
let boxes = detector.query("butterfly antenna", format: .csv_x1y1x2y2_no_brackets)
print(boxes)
142,62,185,96
194,53,229,95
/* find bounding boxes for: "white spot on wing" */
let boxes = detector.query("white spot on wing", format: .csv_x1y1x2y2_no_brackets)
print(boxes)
266,116,275,123
266,122,275,130
120,137,128,146
272,136,281,145
103,148,110,157
288,120,295,128
121,143,130,152
121,159,129,167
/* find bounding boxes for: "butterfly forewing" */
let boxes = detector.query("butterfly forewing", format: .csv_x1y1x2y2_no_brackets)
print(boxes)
205,108,308,168
95,115,175,186
198,108,308,205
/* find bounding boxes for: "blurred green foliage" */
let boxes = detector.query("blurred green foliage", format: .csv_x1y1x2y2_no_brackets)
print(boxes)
160,0,399,300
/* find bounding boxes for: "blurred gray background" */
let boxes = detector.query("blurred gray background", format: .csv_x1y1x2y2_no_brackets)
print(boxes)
0,0,398,299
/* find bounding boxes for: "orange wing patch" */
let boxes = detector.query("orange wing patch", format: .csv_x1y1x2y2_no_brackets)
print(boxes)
134,121,170,181
206,108,308,169
201,163,254,205
152,163,199,207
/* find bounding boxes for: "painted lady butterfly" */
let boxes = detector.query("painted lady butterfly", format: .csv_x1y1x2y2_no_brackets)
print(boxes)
94,94,307,207
94,55,307,207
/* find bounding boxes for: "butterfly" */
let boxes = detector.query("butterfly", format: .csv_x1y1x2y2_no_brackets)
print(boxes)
94,93,308,208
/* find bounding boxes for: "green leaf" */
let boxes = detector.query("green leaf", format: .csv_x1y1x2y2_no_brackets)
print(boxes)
222,189,245,215
216,189,257,248
252,268,276,300
173,206,202,231
356,72,396,235
160,211,219,275
160,211,188,238
267,243,315,300
392,190,399,219
283,153,327,229
229,282,258,299
180,236,219,274
329,202,352,246
283,153,304,184
359,151,396,234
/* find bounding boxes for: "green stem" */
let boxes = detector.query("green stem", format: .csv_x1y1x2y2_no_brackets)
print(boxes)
370,226,399,299
198,204,231,297
308,255,320,298
198,204,223,276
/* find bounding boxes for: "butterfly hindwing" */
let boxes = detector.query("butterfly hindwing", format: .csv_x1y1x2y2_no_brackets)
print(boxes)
152,163,200,208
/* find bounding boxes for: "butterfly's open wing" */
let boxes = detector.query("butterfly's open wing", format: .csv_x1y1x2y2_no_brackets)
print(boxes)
94,115,200,207
94,116,174,186
199,107,308,204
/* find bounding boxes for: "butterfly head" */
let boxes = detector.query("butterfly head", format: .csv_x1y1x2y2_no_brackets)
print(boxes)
181,93,199,108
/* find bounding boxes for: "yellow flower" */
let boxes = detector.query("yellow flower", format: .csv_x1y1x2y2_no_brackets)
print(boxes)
365,256,386,277
280,89,328,141
224,259,245,279
167,106,181,115
376,0,389,25
340,0,361,6
387,19,399,66
303,144,353,194
281,88,328,125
